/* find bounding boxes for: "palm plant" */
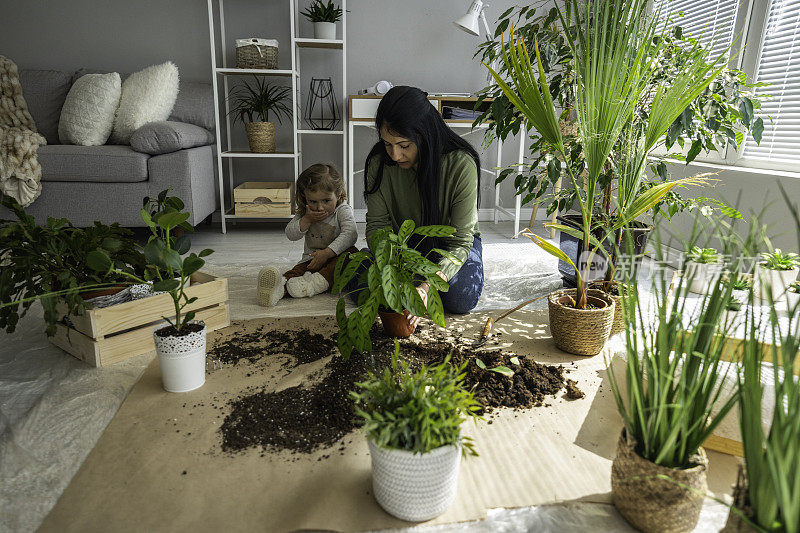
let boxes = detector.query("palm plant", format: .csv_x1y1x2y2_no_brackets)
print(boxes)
486,0,716,308
228,77,292,124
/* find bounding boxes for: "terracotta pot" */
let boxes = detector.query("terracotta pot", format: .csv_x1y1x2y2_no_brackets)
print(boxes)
379,310,415,338
79,285,126,300
612,429,708,533
547,288,614,356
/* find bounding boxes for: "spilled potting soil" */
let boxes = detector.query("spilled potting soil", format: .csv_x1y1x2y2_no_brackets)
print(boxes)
211,318,580,456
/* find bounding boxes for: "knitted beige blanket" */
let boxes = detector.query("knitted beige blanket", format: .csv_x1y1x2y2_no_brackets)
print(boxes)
0,56,45,206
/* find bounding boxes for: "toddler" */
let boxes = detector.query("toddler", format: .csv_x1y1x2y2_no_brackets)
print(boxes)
258,163,358,306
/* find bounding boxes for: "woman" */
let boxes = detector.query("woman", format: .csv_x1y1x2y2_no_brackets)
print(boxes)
361,86,484,325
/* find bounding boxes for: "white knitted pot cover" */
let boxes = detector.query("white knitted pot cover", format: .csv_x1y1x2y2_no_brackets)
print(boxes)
368,440,461,522
153,321,207,393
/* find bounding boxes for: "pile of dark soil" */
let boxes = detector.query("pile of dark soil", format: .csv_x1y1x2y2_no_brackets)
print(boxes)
217,322,579,455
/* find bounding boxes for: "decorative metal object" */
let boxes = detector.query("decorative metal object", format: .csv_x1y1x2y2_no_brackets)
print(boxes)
304,78,340,130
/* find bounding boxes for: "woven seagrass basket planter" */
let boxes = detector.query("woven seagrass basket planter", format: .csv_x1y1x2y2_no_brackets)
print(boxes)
368,440,461,522
547,288,614,356
721,465,757,532
612,430,708,533
588,282,628,336
245,122,276,153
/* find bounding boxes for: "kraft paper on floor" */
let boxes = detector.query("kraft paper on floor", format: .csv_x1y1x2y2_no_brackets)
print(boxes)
39,311,738,532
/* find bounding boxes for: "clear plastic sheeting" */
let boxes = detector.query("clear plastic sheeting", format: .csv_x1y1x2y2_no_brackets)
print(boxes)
372,499,733,532
0,304,152,533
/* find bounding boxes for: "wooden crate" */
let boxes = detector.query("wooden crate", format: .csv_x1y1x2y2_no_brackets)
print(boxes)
233,181,292,217
49,272,230,367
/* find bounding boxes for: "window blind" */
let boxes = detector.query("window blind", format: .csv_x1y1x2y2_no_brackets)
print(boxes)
652,0,740,60
742,0,800,165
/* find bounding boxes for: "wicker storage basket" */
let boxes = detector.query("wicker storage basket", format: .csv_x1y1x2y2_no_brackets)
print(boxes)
612,429,708,533
548,288,614,356
235,38,278,69
245,122,275,153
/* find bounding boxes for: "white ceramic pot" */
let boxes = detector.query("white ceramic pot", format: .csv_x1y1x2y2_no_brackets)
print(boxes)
786,288,800,309
153,321,207,393
756,264,799,302
685,261,724,294
368,440,461,522
314,21,336,40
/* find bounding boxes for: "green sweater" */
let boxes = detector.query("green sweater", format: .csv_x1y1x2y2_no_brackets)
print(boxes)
365,150,480,280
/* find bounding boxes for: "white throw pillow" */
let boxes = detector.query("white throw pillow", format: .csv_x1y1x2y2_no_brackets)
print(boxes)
58,73,121,146
109,62,179,144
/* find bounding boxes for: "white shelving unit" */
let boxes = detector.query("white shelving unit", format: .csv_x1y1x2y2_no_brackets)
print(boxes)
206,0,347,233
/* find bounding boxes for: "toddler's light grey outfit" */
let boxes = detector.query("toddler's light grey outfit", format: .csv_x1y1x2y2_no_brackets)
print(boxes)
285,203,358,260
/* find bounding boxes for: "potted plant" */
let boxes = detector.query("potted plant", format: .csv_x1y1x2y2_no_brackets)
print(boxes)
685,246,725,293
88,191,214,392
486,0,719,354
608,266,739,533
723,287,800,532
477,3,760,294
0,195,145,336
350,342,481,522
301,0,342,40
332,221,458,359
228,76,292,153
755,249,800,302
787,280,800,308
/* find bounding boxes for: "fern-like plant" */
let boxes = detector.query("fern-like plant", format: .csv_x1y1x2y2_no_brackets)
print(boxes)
351,341,481,456
332,220,460,359
227,77,292,124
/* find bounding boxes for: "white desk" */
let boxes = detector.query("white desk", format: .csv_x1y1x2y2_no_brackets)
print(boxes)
347,95,524,236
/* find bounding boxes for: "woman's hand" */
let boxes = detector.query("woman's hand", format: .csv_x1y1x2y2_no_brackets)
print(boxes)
307,247,335,271
407,283,430,328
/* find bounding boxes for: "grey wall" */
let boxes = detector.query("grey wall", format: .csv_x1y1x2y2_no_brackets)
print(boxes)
0,0,537,212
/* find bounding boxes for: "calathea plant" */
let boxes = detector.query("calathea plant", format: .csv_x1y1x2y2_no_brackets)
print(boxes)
332,220,458,358
87,190,213,333
0,195,145,336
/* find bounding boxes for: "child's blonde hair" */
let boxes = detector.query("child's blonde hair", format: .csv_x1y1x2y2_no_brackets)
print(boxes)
295,163,346,216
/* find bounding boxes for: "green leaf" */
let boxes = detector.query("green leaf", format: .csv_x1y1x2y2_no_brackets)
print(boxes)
182,254,204,277
183,310,196,324
144,239,167,268
401,282,427,317
475,358,487,369
152,278,180,292
163,248,183,271
510,356,520,366
686,139,703,164
413,225,457,238
100,237,123,252
381,265,402,312
198,248,214,258
140,208,155,228
337,328,353,360
431,248,462,266
397,220,415,244
490,366,515,377
174,235,191,255
426,287,446,327
739,97,753,127
752,117,764,144
86,250,112,272
157,211,190,231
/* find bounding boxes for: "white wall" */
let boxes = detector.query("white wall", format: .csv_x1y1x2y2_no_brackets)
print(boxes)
0,0,536,212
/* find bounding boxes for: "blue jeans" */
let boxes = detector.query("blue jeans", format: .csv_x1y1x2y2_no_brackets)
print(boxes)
345,235,484,314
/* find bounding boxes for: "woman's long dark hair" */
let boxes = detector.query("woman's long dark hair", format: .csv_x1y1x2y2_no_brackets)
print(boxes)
364,86,481,227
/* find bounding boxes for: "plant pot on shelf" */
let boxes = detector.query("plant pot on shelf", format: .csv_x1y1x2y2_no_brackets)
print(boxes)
685,261,724,294
245,121,276,153
314,21,336,40
612,429,708,533
755,263,799,302
153,321,207,393
379,310,415,338
548,288,614,356
556,215,652,288
787,287,800,308
368,440,461,522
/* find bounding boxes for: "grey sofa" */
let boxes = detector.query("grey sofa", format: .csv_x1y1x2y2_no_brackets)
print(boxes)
3,69,217,227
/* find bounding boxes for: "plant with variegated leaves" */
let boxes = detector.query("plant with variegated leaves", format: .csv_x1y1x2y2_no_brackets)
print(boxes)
332,220,459,359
